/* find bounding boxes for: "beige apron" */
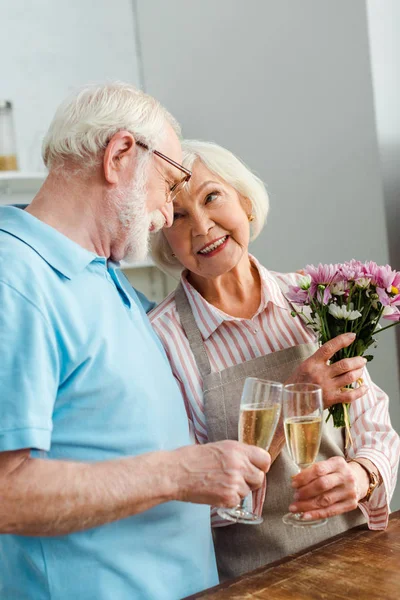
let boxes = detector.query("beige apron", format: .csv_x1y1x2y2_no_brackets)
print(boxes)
175,283,366,581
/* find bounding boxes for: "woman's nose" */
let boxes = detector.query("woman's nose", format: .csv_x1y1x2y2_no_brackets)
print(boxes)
192,213,213,236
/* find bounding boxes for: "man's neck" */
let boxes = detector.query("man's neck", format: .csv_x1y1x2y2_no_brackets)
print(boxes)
26,168,118,259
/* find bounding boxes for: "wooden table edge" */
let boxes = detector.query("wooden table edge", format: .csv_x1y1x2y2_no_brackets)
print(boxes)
183,509,400,599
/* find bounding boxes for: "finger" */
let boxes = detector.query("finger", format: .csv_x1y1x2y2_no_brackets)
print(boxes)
293,472,345,501
292,456,344,488
332,384,369,406
332,368,365,389
297,497,359,521
329,357,367,378
244,445,271,474
246,468,265,492
289,484,352,513
218,482,250,508
314,333,356,363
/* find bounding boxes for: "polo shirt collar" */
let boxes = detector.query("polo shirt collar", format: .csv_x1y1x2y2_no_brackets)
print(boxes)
180,254,288,340
0,206,99,279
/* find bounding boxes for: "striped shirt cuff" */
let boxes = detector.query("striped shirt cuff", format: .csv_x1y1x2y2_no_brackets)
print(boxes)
354,448,391,529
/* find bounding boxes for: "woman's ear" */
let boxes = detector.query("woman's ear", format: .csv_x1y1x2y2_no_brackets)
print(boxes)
241,196,253,217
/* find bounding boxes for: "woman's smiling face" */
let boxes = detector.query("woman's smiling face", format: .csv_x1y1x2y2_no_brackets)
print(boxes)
163,159,252,279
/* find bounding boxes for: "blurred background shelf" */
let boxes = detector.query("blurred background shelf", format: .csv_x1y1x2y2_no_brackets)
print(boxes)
121,258,155,269
0,171,46,203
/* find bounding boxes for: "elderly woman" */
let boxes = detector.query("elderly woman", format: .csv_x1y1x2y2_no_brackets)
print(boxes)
149,140,399,580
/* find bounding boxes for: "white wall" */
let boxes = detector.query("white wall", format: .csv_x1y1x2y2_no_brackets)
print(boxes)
136,0,400,507
0,0,140,171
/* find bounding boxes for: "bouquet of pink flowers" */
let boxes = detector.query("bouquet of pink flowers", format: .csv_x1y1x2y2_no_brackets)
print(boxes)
287,260,400,430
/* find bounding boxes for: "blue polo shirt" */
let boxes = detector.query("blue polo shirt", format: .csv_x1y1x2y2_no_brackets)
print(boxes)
0,206,217,600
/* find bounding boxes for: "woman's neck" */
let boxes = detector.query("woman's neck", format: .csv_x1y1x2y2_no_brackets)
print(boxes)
187,254,262,319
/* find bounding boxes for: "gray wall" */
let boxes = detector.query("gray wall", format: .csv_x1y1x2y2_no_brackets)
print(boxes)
0,0,139,171
136,0,400,508
367,1,400,471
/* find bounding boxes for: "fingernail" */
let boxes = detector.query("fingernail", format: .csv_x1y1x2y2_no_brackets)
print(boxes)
291,480,299,488
302,513,312,520
346,333,356,339
293,492,299,501
363,358,368,364
289,504,297,512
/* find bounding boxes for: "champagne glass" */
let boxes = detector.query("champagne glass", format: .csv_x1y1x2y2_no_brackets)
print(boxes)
217,378,282,525
282,383,327,527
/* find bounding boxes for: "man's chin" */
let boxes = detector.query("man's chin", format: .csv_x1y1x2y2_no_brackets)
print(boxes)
123,244,149,264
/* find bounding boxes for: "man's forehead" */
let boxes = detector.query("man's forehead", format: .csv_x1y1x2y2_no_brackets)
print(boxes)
160,124,182,160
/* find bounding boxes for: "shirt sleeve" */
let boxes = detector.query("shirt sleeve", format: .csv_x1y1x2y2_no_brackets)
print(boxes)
0,281,59,451
347,367,400,529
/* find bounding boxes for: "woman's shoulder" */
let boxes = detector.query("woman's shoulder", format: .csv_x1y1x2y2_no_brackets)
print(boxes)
148,289,178,326
250,255,301,290
260,266,301,292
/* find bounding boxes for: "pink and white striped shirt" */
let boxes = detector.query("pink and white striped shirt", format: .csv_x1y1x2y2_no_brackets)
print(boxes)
150,256,400,530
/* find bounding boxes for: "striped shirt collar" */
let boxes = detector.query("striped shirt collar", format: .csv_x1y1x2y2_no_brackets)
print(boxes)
180,254,289,340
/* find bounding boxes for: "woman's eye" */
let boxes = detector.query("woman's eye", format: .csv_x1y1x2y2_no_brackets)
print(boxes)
173,213,183,222
205,191,220,204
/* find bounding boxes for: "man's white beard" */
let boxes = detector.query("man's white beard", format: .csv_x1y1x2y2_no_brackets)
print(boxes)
119,152,152,264
116,151,167,264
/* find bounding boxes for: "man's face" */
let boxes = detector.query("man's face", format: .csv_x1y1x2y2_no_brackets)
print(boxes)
119,125,182,263
145,124,184,223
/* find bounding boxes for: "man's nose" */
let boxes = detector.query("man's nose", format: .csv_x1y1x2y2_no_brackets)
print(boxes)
160,202,174,228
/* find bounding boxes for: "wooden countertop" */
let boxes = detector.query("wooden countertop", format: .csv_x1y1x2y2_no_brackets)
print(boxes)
185,510,400,599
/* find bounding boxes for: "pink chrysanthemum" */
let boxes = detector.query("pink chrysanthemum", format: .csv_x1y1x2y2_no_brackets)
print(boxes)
304,263,340,304
339,259,365,281
286,285,310,305
365,262,398,291
383,308,400,322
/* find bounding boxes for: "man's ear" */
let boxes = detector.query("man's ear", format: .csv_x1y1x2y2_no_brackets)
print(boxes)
103,130,136,184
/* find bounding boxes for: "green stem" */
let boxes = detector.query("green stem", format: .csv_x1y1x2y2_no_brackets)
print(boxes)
372,321,400,335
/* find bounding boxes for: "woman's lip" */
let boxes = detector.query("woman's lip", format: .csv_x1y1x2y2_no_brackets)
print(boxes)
197,236,229,258
197,236,228,253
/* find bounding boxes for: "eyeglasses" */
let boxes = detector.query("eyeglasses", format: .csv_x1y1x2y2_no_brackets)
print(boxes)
136,141,191,202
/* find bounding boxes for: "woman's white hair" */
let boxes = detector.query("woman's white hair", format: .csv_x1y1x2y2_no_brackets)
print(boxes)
151,139,270,278
42,81,180,170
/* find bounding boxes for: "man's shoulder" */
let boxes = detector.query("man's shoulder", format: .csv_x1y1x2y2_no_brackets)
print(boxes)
149,289,178,326
0,230,59,305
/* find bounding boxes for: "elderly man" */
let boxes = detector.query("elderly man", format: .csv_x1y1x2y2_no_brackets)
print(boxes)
0,83,270,600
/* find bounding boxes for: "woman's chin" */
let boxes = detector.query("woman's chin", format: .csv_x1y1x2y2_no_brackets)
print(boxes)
194,253,242,278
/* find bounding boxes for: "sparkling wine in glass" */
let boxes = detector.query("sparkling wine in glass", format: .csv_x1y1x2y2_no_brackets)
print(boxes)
282,383,327,527
217,378,282,525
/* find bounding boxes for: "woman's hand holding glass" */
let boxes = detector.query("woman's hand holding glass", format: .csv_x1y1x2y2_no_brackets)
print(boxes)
282,383,327,527
289,456,368,521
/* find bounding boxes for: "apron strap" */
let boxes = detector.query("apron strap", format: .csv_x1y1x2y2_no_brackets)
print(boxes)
175,283,212,378
175,271,313,380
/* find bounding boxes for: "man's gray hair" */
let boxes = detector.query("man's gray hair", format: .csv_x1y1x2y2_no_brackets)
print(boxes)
151,139,270,278
42,82,180,169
